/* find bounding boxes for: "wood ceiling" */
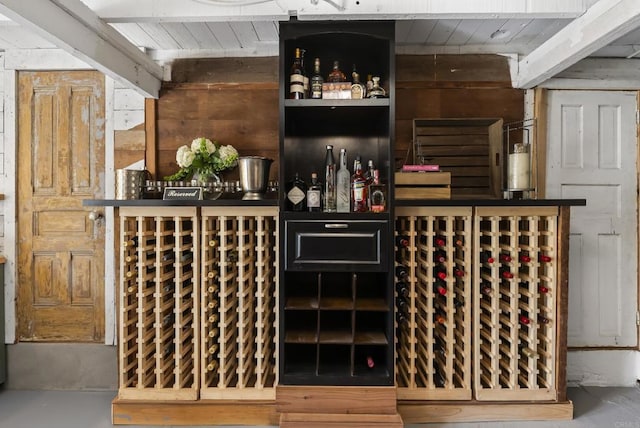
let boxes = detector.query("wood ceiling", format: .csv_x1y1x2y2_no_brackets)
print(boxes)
0,0,639,97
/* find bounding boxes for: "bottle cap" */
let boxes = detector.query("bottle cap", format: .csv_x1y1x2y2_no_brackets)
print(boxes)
326,145,333,149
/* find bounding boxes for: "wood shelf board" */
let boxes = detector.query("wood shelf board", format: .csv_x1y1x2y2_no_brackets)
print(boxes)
355,298,388,311
285,330,318,343
319,297,354,310
398,400,573,423
319,330,353,343
112,398,278,425
285,296,319,309
354,331,388,344
280,412,403,428
276,385,398,415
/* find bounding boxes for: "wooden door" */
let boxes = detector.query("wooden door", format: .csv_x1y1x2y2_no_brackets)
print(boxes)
17,71,105,341
546,90,638,348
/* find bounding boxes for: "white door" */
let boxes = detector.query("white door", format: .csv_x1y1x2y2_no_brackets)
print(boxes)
546,90,638,347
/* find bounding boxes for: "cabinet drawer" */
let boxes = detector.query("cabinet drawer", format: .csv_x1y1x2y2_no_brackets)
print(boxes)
285,220,388,271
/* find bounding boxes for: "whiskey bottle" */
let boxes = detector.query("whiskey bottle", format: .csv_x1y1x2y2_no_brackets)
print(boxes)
351,157,368,212
324,145,337,212
289,47,305,99
327,60,346,82
306,172,322,212
369,169,386,213
350,66,365,99
286,172,307,211
310,57,323,99
336,148,350,212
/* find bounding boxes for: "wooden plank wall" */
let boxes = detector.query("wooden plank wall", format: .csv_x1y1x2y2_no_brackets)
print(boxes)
154,55,524,187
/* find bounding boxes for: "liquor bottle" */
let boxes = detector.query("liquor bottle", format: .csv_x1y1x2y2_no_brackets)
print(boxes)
519,253,531,263
480,251,495,264
350,66,365,99
368,76,386,98
306,172,322,212
366,355,375,369
369,169,387,213
310,57,323,99
539,254,552,263
499,253,512,262
323,145,337,212
433,266,447,280
365,159,375,181
395,265,410,281
300,48,309,98
433,280,447,296
433,250,446,263
289,47,305,99
336,148,350,212
395,235,410,248
365,74,374,95
351,157,369,212
396,296,409,313
396,311,408,324
327,60,346,82
500,267,514,279
286,172,307,211
396,281,410,298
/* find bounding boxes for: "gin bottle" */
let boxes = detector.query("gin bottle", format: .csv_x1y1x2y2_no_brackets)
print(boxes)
336,148,350,212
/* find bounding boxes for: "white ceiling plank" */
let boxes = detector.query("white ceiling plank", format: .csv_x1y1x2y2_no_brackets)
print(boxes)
252,20,278,43
187,22,223,50
0,0,162,98
444,19,482,46
517,0,640,88
206,22,241,51
483,19,532,46
404,19,437,45
139,22,181,50
0,25,56,49
426,19,459,45
110,22,163,50
231,22,259,49
160,22,201,50
540,58,640,90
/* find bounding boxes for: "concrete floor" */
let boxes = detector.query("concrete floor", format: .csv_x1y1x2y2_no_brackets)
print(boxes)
0,386,639,428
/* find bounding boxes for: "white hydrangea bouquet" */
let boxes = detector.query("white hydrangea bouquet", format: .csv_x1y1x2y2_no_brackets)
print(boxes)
165,137,239,181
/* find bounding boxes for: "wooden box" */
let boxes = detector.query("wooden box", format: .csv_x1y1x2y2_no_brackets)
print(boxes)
395,172,451,199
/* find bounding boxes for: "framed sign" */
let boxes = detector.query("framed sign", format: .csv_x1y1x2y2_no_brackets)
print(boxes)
163,187,203,200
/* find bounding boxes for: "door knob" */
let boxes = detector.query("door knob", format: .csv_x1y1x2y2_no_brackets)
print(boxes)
88,210,103,221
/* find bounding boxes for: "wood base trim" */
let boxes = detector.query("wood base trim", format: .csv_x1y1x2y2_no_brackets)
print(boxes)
280,412,404,428
398,400,574,423
112,398,278,426
276,385,398,415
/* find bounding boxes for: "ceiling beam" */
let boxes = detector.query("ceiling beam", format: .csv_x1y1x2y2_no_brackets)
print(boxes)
81,0,588,22
0,0,163,98
516,0,640,89
539,58,640,90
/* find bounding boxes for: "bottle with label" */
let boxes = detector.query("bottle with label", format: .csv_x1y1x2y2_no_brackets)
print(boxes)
289,48,305,99
369,169,386,213
336,148,350,212
327,60,347,82
323,145,337,212
307,172,322,212
351,157,368,212
368,76,386,98
310,57,323,99
285,172,307,211
300,48,309,98
351,66,365,99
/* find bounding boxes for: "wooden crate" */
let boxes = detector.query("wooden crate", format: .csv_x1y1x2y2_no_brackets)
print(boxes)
473,206,558,401
395,172,451,199
200,207,279,400
394,207,473,400
118,207,199,401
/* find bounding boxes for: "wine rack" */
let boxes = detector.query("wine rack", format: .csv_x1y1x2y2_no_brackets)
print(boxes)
200,207,279,399
473,206,558,401
118,207,199,400
394,207,473,400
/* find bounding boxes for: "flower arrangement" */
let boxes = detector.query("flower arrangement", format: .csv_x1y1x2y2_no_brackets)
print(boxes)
165,137,239,181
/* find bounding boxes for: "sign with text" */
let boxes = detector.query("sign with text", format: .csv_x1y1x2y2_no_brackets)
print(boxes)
163,187,203,200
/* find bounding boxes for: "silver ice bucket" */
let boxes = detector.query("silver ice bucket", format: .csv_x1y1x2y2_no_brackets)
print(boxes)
115,169,148,200
238,156,273,200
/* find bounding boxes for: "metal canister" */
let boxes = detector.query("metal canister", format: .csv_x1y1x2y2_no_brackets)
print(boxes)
115,169,147,199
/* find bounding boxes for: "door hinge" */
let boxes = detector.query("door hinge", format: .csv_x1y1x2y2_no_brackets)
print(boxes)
637,110,640,125
636,311,640,326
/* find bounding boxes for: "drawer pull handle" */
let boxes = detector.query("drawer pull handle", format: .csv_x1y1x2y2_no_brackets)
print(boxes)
325,223,349,229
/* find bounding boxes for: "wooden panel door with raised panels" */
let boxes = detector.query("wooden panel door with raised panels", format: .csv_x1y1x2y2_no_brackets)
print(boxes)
17,71,105,341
